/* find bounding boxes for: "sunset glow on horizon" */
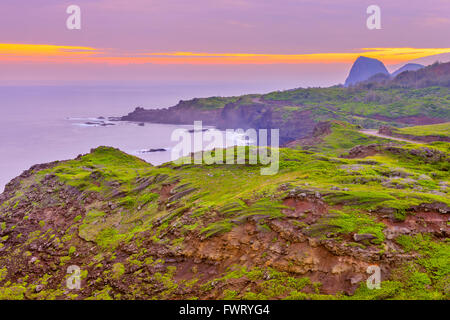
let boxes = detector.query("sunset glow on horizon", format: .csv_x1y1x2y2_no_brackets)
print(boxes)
1,44,449,65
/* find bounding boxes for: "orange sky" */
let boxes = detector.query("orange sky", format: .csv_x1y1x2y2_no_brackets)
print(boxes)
2,44,450,65
1,0,449,84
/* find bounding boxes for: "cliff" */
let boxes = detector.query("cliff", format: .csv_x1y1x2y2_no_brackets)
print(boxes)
121,62,450,143
123,98,317,145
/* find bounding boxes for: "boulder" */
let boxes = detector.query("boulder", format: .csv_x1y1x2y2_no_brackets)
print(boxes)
353,233,377,242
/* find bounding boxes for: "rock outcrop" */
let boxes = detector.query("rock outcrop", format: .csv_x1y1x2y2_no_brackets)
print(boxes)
391,63,424,78
344,56,389,87
123,100,317,145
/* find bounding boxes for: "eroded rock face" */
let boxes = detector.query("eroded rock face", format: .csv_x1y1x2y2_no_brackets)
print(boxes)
344,143,450,164
0,145,448,300
312,121,332,137
0,169,404,299
121,104,222,126
378,126,395,136
385,146,450,163
121,99,317,145
343,144,382,159
353,233,376,242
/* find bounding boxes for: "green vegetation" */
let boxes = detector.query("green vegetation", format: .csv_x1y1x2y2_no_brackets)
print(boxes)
396,122,450,138
1,65,449,300
0,118,448,300
263,86,450,124
349,234,449,300
303,121,395,156
203,266,332,300
185,96,242,110
313,209,385,244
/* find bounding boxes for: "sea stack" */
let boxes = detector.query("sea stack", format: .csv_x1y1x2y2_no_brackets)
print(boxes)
344,56,389,87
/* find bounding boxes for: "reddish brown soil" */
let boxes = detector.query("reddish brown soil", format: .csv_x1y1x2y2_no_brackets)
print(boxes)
383,211,449,237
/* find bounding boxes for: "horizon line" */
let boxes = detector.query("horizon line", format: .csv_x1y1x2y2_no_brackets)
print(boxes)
1,44,450,65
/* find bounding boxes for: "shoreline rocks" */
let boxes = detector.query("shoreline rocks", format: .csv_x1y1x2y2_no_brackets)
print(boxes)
140,148,167,153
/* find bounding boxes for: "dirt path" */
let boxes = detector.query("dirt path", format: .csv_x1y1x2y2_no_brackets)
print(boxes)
360,129,421,144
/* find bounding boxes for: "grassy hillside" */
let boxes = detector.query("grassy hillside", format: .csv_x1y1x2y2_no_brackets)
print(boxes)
396,122,450,138
0,123,448,300
290,121,400,156
122,63,450,146
263,86,450,123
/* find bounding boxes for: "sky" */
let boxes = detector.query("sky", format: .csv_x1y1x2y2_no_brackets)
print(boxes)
0,0,449,87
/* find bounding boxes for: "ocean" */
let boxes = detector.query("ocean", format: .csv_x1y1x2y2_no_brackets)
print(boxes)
0,82,279,192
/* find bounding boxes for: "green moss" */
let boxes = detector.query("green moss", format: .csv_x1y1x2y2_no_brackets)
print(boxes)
95,228,126,249
0,267,7,282
59,256,71,264
348,281,404,300
0,285,26,300
200,221,234,238
342,234,449,299
112,263,125,279
223,289,238,300
396,234,450,281
68,246,76,256
316,121,393,156
204,266,330,300
61,233,73,243
396,122,450,138
1,127,448,300
315,209,385,243
86,286,114,300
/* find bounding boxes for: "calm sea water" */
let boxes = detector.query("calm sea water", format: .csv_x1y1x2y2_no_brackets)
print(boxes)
0,82,278,192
